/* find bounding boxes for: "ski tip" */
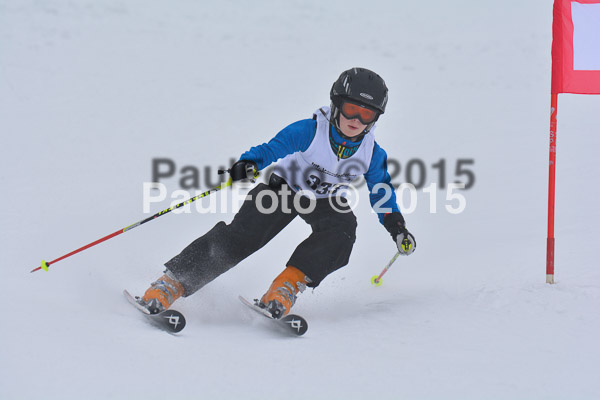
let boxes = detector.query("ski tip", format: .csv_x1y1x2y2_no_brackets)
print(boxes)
160,310,186,333
281,314,308,336
124,289,187,333
240,295,308,336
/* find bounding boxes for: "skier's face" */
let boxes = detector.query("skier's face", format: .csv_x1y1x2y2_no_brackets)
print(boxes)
338,113,367,138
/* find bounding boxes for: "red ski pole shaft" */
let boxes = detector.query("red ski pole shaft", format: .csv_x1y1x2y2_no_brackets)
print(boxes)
373,251,400,284
30,179,232,273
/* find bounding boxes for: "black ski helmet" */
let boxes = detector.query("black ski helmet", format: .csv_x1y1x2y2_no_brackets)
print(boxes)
330,67,388,135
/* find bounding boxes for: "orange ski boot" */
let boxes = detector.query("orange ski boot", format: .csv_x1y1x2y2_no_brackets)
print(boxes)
259,266,310,319
139,271,185,314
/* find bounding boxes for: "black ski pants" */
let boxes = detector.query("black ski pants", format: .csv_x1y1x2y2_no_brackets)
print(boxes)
165,175,357,296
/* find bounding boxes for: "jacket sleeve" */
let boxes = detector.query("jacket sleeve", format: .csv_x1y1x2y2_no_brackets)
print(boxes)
363,142,401,225
239,119,317,170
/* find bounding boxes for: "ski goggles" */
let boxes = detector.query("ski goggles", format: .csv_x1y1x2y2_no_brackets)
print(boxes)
339,102,379,124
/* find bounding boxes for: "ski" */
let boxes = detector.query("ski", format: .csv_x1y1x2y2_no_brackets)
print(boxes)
123,289,186,333
239,296,308,336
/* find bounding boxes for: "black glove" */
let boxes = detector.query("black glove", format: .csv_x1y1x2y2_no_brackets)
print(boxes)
229,160,259,183
383,212,416,256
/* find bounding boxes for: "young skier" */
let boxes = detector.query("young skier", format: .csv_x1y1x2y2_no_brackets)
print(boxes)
137,67,416,318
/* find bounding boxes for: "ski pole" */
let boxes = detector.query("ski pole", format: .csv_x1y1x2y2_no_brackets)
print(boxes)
30,179,233,273
370,251,400,286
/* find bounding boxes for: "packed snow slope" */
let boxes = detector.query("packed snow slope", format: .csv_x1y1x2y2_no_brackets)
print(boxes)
1,1,599,399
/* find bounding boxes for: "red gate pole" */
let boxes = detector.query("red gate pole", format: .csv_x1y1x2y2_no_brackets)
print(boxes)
546,93,558,284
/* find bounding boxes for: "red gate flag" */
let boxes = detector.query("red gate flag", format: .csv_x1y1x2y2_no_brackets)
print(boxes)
547,0,600,284
552,0,600,94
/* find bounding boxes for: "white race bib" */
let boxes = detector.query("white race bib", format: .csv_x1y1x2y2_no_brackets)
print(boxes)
275,106,375,198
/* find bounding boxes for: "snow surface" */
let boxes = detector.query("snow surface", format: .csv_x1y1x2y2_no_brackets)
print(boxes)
2,1,600,399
